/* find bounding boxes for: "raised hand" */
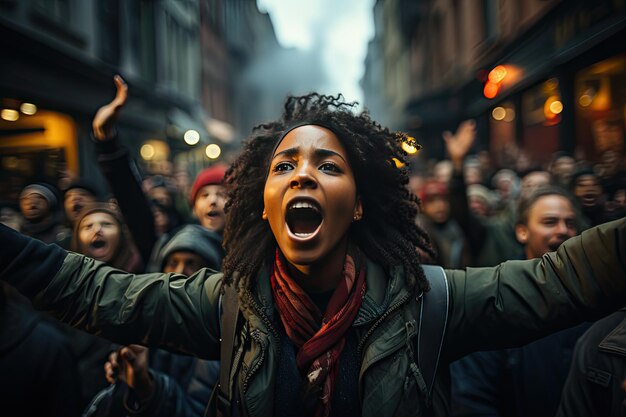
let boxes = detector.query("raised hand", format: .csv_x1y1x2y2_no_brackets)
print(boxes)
442,119,477,169
104,344,154,401
92,74,128,141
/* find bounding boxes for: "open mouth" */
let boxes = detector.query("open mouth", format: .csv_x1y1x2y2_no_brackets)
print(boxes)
88,239,110,260
206,210,222,218
581,194,597,205
286,200,323,238
90,240,106,249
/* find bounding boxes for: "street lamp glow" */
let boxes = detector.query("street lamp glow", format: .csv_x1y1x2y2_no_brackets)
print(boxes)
184,129,200,145
205,144,221,159
140,144,155,160
579,94,592,107
1,109,19,121
20,103,37,115
550,100,563,114
492,107,506,121
503,108,516,122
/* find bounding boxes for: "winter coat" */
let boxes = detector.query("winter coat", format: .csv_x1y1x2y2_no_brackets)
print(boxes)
416,215,473,268
0,290,82,417
83,349,219,417
450,322,590,417
0,218,625,416
556,308,626,417
21,214,69,246
446,170,522,267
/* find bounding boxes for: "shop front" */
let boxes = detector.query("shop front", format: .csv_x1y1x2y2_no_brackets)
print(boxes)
472,0,626,169
0,102,77,201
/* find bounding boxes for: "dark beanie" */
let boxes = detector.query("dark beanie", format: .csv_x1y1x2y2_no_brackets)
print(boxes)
65,178,99,198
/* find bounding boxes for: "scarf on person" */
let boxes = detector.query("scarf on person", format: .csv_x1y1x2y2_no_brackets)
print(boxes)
270,248,366,417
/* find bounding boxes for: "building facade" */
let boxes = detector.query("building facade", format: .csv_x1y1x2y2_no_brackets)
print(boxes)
363,0,626,168
0,0,285,201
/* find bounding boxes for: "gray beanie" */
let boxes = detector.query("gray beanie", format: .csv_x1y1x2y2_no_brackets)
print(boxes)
20,183,59,210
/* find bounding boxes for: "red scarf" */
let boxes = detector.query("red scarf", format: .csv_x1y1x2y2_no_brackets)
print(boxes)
270,249,366,417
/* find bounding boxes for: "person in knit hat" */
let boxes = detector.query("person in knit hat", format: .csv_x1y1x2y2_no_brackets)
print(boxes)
63,178,100,225
19,182,69,244
190,163,228,233
415,179,473,268
467,183,495,218
72,203,142,273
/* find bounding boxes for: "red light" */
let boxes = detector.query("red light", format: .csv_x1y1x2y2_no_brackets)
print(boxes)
488,65,507,84
483,81,500,99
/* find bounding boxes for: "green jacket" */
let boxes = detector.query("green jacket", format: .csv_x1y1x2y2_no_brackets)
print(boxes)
5,218,626,416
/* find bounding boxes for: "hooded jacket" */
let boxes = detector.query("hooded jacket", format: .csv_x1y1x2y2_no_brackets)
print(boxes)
0,218,625,416
155,224,223,272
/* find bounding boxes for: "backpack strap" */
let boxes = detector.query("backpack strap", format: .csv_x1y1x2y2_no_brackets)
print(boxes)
418,264,450,402
216,284,240,417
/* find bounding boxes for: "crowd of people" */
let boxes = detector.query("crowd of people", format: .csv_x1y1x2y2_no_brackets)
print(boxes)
0,76,625,417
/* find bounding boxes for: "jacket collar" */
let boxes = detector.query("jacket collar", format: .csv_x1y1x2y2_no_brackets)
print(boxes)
599,310,626,357
249,256,410,327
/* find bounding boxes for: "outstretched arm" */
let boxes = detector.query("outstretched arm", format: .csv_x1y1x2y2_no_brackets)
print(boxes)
0,224,221,360
444,217,626,361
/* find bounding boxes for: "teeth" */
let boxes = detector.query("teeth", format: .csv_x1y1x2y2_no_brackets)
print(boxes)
294,232,314,237
290,201,318,210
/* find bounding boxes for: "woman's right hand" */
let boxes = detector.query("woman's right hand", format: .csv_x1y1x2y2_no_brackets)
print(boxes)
92,74,128,141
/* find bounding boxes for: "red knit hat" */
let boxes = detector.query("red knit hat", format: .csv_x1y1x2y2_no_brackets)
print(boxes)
190,163,227,204
418,179,448,202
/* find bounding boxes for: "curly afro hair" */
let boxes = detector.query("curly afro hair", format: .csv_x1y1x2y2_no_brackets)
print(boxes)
222,93,434,295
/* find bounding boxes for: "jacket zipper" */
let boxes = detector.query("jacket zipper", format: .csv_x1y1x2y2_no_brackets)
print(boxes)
242,290,280,395
357,292,412,357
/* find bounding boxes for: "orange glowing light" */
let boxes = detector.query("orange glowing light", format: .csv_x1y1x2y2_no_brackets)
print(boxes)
483,81,500,99
488,65,508,84
549,100,563,115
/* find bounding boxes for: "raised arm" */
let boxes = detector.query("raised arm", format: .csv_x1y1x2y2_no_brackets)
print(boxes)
0,223,221,360
443,120,488,256
92,75,157,263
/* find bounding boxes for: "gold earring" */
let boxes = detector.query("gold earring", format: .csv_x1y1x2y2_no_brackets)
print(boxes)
353,214,361,221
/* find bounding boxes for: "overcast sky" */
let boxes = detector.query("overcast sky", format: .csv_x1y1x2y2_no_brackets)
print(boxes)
256,0,376,105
